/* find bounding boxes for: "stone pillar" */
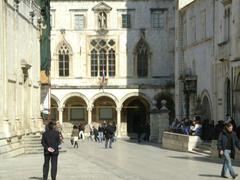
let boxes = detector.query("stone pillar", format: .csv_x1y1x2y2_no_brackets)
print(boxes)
58,108,63,125
150,108,161,142
116,107,122,137
158,100,169,144
87,107,92,125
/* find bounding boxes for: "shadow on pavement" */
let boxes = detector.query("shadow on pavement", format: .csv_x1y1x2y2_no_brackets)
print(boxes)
198,174,222,178
167,155,240,167
122,139,160,148
29,177,43,180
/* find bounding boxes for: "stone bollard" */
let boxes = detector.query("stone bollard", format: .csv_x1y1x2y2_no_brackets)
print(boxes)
158,100,169,144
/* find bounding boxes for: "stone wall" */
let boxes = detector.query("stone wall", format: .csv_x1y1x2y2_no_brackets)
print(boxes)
162,132,202,152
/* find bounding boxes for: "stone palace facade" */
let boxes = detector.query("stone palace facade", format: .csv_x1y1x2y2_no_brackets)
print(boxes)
49,0,175,138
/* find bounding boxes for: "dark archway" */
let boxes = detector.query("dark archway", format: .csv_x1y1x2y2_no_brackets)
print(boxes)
201,96,212,120
122,96,150,137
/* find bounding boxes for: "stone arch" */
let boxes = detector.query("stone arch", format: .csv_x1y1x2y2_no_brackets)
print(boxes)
234,72,240,90
233,72,240,125
121,93,151,136
60,92,89,108
51,94,60,107
90,92,119,107
224,77,231,115
120,92,153,109
200,90,213,120
55,38,73,55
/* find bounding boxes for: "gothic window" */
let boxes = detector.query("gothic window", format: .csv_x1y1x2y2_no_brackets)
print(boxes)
58,43,70,77
90,39,116,77
108,49,115,77
136,39,149,77
99,49,107,76
91,49,98,77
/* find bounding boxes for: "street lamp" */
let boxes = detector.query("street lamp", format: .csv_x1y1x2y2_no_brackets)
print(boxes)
180,74,197,119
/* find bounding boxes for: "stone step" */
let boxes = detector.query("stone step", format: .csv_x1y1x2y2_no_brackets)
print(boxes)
25,148,67,154
190,147,211,156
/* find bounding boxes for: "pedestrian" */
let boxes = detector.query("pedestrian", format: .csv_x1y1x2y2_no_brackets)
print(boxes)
217,119,240,179
78,124,85,141
41,122,61,180
104,121,114,149
98,124,104,143
93,126,99,142
71,125,79,148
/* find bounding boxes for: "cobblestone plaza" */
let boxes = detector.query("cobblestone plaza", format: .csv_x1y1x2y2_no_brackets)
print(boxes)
1,140,240,180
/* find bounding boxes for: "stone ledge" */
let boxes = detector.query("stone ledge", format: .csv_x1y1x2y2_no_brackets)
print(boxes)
162,132,202,152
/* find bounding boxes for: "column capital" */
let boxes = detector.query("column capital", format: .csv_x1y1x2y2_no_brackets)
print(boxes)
116,106,122,112
87,107,93,111
58,107,64,112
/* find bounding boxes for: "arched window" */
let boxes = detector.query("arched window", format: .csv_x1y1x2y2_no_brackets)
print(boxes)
108,49,115,77
135,38,150,77
58,43,70,77
91,49,98,77
137,47,148,77
99,49,107,76
90,39,116,77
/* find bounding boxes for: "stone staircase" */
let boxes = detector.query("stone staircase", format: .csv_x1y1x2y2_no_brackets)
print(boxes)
24,134,67,154
24,135,43,154
190,142,212,157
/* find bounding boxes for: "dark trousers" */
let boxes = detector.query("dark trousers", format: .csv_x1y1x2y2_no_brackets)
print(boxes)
105,137,113,148
43,154,58,180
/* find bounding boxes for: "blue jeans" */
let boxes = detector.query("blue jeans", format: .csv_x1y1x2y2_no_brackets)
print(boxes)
221,150,236,177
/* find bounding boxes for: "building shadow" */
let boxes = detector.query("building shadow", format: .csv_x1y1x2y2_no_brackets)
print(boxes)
167,155,240,167
122,139,161,148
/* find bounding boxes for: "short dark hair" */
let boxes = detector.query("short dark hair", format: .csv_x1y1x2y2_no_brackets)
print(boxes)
48,122,55,130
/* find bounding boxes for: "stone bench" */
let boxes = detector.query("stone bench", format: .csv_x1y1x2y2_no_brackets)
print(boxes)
162,131,202,152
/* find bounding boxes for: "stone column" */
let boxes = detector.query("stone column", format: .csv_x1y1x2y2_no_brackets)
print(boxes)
116,107,122,137
158,100,169,144
150,108,161,142
87,107,92,125
58,108,63,125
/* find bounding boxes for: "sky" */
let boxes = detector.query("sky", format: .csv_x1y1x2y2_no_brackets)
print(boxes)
179,0,194,9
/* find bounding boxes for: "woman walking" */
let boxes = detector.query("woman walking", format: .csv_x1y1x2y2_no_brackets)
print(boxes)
71,125,79,148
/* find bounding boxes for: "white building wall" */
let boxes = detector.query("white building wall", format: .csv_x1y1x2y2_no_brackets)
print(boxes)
0,0,42,139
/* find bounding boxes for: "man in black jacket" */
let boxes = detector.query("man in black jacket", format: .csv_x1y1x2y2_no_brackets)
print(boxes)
41,122,61,180
217,120,240,179
104,122,114,149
